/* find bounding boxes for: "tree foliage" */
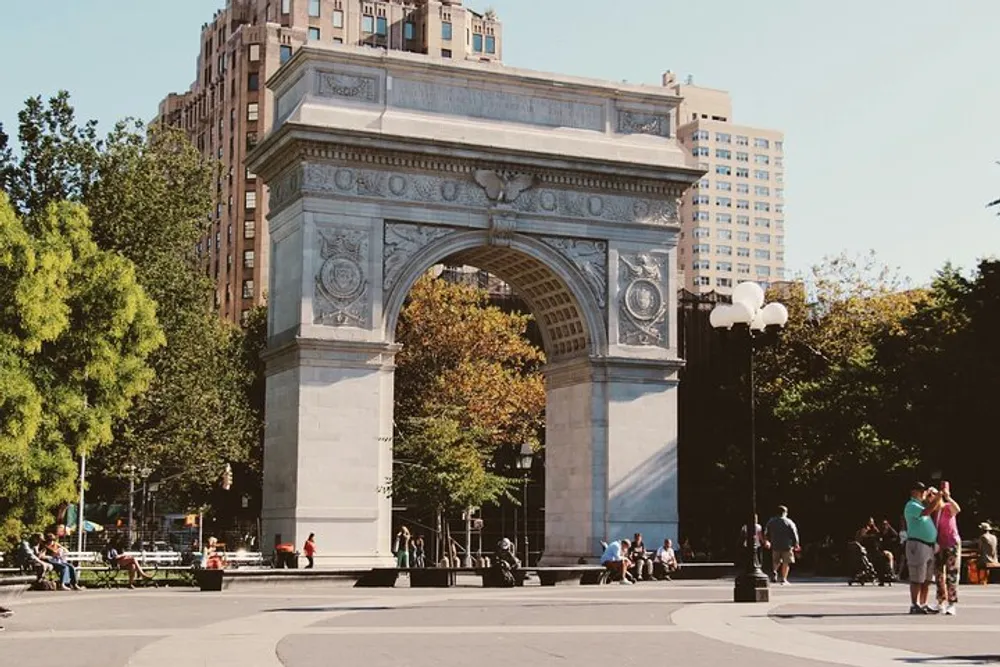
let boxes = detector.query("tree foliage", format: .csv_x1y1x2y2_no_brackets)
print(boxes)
391,275,545,513
0,195,163,541
0,91,261,511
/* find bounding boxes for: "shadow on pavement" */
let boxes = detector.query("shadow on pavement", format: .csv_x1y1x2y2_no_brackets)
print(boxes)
769,611,908,619
266,606,395,613
898,657,1000,665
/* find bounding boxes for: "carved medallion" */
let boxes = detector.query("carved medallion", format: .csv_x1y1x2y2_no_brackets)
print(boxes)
618,252,668,347
314,229,370,327
317,73,378,102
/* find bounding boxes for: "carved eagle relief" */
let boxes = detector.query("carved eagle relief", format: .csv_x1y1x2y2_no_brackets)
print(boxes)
474,170,536,204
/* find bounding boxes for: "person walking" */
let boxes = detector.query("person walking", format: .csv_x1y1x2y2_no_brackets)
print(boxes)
394,526,411,569
903,482,938,614
931,482,961,615
977,522,998,585
303,533,317,569
765,506,800,585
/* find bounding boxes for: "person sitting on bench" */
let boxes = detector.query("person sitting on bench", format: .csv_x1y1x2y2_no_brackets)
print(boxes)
105,539,154,588
18,534,52,580
629,533,653,581
653,539,680,580
41,533,83,591
601,538,633,585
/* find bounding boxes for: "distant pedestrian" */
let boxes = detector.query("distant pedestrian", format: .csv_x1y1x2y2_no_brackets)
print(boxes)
394,527,411,569
765,506,800,585
931,482,961,615
412,535,426,568
303,533,316,569
903,482,937,614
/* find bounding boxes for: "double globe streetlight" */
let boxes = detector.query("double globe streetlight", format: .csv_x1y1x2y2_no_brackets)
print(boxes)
709,281,788,603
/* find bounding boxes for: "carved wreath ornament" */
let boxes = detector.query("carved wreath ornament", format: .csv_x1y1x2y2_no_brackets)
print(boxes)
314,230,369,327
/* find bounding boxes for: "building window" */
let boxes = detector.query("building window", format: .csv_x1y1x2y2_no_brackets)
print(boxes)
717,277,733,288
694,276,711,287
737,231,750,242
775,141,783,152
308,27,321,40
754,170,769,180
736,200,750,210
716,197,731,208
775,219,785,231
716,213,732,224
404,21,415,39
716,132,731,143
693,195,710,205
776,236,784,246
737,247,750,257
715,165,731,176
280,45,293,62
333,37,343,44
693,146,710,157
717,181,731,191
245,167,256,181
472,33,483,51
693,227,711,239
362,14,374,32
246,132,258,150
247,103,259,122
243,280,255,299
736,183,749,194
755,249,771,260
755,185,770,197
244,219,256,239
737,263,751,275
693,211,710,221
308,0,320,16
735,135,749,146
245,191,257,209
486,35,496,53
754,202,771,212
692,244,711,255
697,178,710,189
756,265,772,276
776,188,784,199
718,229,733,240
776,252,785,262
715,149,732,159
248,73,259,91
737,215,750,226
243,250,255,269
716,245,733,256
736,167,749,178
775,204,784,213
693,259,710,270
754,154,770,165
376,16,387,35
441,49,452,58
249,43,261,61
755,217,771,228
692,129,710,141
754,138,770,148
755,234,771,244
333,9,344,27
736,152,749,162
281,0,290,13
442,21,452,40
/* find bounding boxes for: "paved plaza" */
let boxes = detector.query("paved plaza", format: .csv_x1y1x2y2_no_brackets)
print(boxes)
4,578,1000,666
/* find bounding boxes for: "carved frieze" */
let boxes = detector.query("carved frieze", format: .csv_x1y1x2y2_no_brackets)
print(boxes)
383,223,456,295
314,228,370,328
617,252,668,347
389,78,604,131
297,162,678,226
269,166,303,211
317,72,378,103
488,212,517,247
540,237,608,310
618,111,670,138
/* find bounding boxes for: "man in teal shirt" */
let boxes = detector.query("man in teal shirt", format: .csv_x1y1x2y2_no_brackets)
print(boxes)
904,482,939,614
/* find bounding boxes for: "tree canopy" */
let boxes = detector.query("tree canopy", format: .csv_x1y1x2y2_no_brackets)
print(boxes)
0,195,163,542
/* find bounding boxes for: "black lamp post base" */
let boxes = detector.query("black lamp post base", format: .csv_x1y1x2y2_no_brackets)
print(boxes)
734,571,770,603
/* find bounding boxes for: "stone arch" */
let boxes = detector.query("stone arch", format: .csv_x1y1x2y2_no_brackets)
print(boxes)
382,230,609,361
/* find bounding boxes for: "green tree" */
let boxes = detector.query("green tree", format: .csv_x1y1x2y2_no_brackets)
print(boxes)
0,195,163,542
0,92,261,506
391,275,545,517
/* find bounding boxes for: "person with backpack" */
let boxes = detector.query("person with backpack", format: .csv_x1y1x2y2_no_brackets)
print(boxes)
765,505,800,585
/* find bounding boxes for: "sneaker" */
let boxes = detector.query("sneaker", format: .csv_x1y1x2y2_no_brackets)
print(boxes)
909,605,927,615
0,607,12,619
923,605,940,615
781,580,790,586
619,579,633,585
944,605,957,616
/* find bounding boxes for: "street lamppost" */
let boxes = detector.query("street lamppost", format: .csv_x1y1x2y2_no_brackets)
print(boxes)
515,442,534,567
709,281,788,604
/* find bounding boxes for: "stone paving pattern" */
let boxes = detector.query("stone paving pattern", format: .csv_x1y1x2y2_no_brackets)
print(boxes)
3,578,1000,666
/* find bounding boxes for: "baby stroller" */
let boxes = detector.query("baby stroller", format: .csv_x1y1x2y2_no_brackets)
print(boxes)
847,541,893,586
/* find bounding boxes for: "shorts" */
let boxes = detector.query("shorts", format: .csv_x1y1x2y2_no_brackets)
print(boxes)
773,549,795,567
906,540,935,583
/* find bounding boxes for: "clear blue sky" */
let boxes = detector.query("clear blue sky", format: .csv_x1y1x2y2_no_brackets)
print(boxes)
2,0,998,285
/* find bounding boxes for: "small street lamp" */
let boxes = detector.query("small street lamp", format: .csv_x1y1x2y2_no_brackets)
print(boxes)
709,281,788,603
515,442,534,567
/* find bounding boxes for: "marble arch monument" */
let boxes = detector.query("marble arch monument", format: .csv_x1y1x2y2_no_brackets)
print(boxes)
248,45,702,567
